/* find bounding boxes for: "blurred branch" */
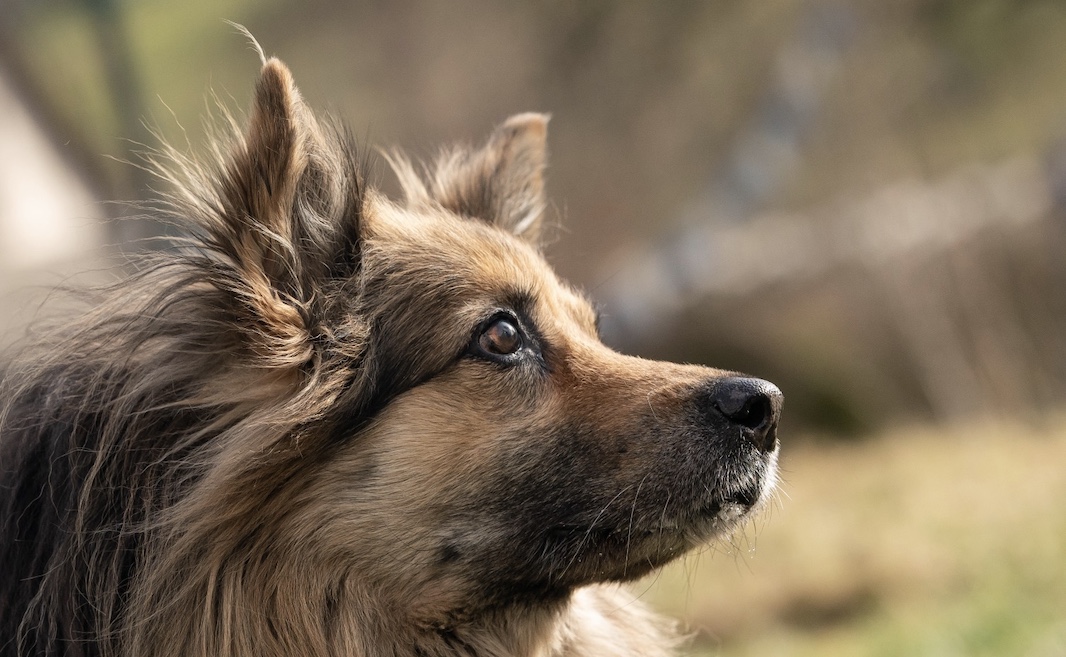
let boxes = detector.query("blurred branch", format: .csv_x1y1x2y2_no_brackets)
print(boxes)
602,153,1061,422
604,157,1052,328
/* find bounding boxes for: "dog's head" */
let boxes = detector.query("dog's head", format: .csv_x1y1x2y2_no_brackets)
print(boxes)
170,58,781,623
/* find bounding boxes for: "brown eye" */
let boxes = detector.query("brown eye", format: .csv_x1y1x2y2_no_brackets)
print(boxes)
478,317,522,356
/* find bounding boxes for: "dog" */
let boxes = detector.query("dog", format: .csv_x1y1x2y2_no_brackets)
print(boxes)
0,53,782,657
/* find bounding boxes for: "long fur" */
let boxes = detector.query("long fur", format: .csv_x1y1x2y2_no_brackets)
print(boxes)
0,57,778,657
1,59,373,657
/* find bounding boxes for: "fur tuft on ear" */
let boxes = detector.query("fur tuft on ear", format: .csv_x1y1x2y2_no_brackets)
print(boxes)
158,57,367,373
392,113,550,244
224,58,311,282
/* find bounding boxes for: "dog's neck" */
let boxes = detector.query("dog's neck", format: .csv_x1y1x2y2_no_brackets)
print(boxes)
360,584,680,657
126,536,680,656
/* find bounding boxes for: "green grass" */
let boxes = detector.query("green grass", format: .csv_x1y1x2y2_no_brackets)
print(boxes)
639,418,1066,656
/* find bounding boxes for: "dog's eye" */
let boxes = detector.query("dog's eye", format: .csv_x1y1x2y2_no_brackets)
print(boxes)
478,317,523,356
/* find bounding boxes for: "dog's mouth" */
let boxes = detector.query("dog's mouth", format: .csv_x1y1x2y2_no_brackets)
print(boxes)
531,468,775,585
684,479,768,530
722,484,761,509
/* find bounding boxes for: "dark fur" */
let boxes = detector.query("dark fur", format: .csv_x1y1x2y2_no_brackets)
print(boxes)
0,57,780,657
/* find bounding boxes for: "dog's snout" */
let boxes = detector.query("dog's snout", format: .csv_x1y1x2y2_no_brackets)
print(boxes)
703,377,782,452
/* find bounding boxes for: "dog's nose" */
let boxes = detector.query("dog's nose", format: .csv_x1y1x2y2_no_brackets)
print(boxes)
705,377,782,452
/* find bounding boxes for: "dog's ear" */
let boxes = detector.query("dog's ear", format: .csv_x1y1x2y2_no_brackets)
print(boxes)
221,58,310,272
427,113,549,243
200,57,366,370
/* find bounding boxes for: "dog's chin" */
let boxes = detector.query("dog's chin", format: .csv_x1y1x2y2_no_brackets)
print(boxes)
658,486,774,560
679,495,763,548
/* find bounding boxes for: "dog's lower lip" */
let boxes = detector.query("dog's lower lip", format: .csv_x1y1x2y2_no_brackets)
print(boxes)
697,500,722,518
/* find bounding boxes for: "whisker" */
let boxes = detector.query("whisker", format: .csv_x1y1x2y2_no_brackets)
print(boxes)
623,473,650,578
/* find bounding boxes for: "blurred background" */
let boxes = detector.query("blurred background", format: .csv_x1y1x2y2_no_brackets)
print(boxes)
1,0,1065,654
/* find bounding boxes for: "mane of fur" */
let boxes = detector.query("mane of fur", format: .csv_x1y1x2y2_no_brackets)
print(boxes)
0,58,378,657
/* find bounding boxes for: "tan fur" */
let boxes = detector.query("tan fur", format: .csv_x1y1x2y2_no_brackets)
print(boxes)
0,57,780,657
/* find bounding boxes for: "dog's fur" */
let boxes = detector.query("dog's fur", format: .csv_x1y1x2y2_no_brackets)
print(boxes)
0,57,781,657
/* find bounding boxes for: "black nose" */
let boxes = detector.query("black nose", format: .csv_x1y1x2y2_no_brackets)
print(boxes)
706,377,782,452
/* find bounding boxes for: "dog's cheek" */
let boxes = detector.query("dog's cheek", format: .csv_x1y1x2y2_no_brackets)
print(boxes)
458,424,637,553
293,373,539,552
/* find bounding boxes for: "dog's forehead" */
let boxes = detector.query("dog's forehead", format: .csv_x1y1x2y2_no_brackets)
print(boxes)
368,204,597,328
371,205,548,285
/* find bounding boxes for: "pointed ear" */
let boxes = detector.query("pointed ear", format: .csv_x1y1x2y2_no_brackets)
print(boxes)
430,113,549,243
223,58,310,263
218,56,365,285
204,57,366,370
